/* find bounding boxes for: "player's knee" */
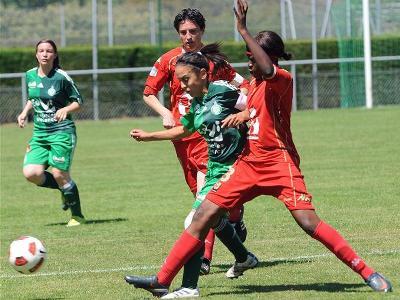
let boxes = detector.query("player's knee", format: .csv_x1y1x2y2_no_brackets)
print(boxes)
51,169,70,184
192,200,222,228
22,167,43,184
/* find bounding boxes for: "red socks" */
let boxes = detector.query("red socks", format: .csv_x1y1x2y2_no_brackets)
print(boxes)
157,230,204,286
203,229,215,262
312,221,374,280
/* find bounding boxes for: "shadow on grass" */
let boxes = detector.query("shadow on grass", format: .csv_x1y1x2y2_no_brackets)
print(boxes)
208,282,367,296
212,258,311,275
45,217,128,226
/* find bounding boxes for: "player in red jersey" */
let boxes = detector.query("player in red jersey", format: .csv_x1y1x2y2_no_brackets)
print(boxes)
124,0,392,296
143,8,249,276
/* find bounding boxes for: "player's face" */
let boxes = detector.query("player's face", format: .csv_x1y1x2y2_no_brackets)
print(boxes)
246,54,262,79
175,64,207,97
36,43,56,68
178,20,204,52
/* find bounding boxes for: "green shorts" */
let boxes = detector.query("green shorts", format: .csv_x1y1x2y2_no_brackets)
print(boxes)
23,131,77,171
192,159,235,210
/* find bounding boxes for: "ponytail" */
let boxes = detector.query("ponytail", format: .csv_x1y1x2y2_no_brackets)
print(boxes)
176,42,229,75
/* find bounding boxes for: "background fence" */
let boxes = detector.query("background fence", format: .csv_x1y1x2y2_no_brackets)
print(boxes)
1,0,400,123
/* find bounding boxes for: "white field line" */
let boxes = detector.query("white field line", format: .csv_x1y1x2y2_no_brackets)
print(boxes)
1,249,399,279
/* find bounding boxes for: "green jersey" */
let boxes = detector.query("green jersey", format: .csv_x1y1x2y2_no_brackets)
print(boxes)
181,81,246,163
26,67,83,134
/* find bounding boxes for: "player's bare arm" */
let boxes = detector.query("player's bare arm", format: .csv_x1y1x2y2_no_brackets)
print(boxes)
17,100,33,128
234,0,274,77
130,125,191,142
221,108,250,128
143,94,175,129
54,101,81,122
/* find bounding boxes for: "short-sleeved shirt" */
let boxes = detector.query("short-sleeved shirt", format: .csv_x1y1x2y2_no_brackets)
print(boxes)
26,67,82,134
143,46,248,141
244,66,300,165
181,81,246,163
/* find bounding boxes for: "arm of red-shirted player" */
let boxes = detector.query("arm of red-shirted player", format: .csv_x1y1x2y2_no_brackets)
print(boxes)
130,126,191,142
234,0,274,77
143,57,175,129
221,108,250,128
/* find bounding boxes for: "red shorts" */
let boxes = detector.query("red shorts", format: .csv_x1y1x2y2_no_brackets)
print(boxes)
206,154,314,211
172,136,208,194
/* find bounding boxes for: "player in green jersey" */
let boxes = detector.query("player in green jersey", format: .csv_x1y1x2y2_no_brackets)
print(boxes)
17,39,85,227
127,43,258,298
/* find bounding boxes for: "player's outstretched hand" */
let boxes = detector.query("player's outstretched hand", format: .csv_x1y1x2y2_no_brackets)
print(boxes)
130,129,151,142
234,0,249,33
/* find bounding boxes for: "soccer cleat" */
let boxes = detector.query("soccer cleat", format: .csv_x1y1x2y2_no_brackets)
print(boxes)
161,287,199,299
125,275,169,297
225,252,259,279
199,258,211,276
66,216,86,227
365,272,393,292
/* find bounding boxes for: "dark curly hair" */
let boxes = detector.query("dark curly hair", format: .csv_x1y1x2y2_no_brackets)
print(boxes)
173,8,206,32
249,31,292,61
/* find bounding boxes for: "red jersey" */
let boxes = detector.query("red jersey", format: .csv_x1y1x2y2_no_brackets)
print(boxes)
244,66,300,165
143,46,248,141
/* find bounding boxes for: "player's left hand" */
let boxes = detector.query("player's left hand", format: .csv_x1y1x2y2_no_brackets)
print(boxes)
54,108,69,122
234,0,248,33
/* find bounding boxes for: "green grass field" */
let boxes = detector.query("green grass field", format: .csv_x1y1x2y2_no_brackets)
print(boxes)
1,107,399,299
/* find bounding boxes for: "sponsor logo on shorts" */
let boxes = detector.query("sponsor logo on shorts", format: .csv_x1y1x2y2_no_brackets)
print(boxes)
52,155,65,163
297,194,312,203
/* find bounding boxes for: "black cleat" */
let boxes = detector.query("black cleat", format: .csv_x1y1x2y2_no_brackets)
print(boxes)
200,258,211,276
125,275,169,297
365,272,393,292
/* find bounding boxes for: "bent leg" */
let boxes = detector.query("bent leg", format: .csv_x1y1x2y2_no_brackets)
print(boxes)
291,209,374,280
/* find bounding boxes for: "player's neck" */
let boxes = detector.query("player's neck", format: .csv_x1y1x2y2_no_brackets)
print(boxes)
38,65,53,77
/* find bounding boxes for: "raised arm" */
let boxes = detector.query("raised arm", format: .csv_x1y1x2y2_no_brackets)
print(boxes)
234,0,274,77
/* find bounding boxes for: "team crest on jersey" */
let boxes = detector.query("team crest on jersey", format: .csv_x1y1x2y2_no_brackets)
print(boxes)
210,102,222,115
47,86,56,96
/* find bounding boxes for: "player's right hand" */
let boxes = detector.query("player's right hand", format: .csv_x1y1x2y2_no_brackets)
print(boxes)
162,112,175,129
130,129,150,142
17,112,27,128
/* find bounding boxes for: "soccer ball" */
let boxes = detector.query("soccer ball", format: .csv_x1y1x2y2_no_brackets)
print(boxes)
8,236,47,274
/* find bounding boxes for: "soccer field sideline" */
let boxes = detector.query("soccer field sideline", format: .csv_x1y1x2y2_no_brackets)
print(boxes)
2,248,399,279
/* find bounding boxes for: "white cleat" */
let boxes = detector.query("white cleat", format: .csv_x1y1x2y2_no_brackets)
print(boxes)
225,252,259,279
161,287,200,299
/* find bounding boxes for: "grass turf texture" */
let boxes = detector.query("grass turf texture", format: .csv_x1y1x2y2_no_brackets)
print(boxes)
1,107,399,299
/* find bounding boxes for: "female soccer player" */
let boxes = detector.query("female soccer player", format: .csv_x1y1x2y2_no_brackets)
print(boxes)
143,8,249,274
17,39,85,227
124,0,392,296
126,43,258,298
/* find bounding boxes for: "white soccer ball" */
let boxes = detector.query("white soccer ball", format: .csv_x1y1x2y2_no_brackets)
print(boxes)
8,236,47,274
